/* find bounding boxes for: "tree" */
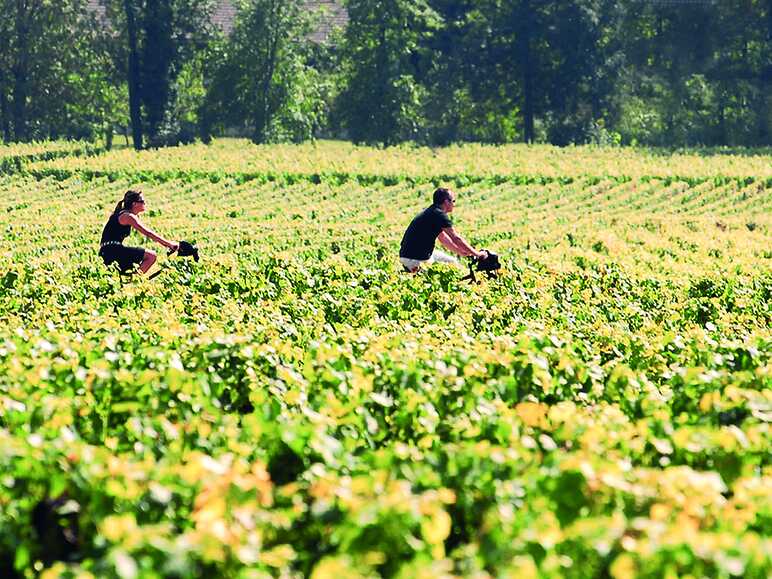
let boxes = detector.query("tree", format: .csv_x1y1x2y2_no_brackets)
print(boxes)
337,0,441,145
420,0,518,144
0,6,13,141
610,0,772,147
466,0,623,145
0,0,122,142
141,0,175,141
537,0,624,145
201,0,328,144
104,0,215,148
124,0,143,148
707,0,772,145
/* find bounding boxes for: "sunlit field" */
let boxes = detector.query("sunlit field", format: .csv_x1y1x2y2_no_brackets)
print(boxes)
1,140,770,578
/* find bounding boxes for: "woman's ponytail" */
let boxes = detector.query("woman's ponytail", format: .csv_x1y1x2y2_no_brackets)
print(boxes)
112,200,124,215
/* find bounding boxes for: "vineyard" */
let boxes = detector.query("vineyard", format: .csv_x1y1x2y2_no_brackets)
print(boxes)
0,140,770,578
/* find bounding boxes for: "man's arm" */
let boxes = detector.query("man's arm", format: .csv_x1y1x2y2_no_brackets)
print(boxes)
439,227,485,258
437,230,464,255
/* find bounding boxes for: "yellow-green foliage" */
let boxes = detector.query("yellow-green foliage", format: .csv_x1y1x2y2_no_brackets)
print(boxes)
0,141,101,171
30,139,772,179
0,140,770,578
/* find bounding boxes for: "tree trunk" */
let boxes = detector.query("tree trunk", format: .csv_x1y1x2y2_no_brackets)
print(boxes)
142,0,173,145
520,0,534,143
759,91,770,145
12,0,31,142
761,0,772,144
377,21,390,144
718,96,727,145
253,0,281,144
0,88,9,143
124,0,143,150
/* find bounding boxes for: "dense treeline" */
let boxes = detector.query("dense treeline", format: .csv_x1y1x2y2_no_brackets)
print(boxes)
0,0,769,148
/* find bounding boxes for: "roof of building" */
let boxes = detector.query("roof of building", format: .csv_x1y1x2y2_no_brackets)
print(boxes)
86,0,347,43
210,1,238,35
306,0,349,43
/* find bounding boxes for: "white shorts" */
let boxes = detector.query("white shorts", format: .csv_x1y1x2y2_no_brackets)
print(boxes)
400,250,459,272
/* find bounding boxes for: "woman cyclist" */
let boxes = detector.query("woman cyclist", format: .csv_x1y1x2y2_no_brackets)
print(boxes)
99,189,178,274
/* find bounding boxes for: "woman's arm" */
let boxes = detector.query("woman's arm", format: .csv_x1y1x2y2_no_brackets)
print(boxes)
119,213,178,250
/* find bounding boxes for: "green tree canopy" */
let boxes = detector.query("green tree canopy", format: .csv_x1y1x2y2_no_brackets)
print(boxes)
200,0,329,144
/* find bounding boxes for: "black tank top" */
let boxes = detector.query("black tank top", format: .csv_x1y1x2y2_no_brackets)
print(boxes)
100,211,132,244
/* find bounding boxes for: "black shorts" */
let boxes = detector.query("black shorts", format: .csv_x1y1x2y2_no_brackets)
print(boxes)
99,244,146,273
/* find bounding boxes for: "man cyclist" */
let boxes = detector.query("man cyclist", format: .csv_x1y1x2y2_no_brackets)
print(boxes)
399,187,487,273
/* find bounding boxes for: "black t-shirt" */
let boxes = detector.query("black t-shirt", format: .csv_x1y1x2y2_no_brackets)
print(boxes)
399,205,452,260
100,211,132,244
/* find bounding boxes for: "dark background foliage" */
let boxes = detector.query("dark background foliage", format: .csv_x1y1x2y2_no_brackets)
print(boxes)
0,0,769,148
